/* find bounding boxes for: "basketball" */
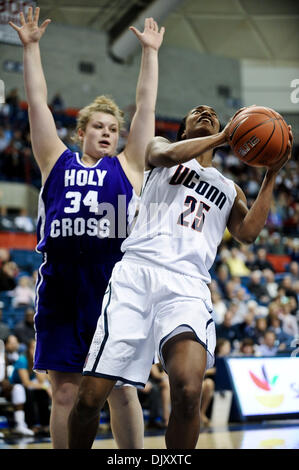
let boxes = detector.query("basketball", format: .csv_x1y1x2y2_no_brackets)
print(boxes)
227,106,289,167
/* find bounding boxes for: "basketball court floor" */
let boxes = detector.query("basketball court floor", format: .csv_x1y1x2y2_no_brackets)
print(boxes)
1,420,299,450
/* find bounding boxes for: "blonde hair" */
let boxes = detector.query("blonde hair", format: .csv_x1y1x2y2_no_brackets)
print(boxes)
72,95,125,145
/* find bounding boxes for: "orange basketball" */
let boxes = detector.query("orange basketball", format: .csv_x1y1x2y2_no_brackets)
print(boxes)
227,106,289,167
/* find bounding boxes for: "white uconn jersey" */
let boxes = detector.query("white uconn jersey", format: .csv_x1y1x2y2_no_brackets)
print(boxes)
122,160,237,283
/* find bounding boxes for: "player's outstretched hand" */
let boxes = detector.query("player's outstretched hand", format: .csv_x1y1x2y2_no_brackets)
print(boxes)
9,6,51,46
129,17,165,51
266,125,293,173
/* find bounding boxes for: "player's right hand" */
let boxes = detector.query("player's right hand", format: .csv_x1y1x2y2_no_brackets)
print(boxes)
266,125,293,173
9,6,51,46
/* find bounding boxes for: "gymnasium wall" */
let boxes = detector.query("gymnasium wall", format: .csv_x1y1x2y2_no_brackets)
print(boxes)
0,22,241,124
241,61,299,112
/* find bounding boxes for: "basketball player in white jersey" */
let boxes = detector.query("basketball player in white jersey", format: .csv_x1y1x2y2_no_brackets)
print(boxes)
68,105,293,448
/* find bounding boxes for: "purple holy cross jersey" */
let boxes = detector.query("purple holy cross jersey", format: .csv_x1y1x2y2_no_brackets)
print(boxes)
34,148,136,373
36,148,135,263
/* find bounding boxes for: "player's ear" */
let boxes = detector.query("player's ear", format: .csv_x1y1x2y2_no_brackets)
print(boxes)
78,128,85,141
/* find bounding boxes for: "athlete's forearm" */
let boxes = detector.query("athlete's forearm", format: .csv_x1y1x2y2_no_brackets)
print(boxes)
135,46,159,112
23,42,48,106
147,132,226,168
235,170,277,243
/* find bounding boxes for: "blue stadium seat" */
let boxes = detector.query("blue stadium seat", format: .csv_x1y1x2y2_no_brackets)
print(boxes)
10,249,42,274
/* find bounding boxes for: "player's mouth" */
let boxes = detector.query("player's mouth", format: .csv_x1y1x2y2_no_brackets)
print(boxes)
98,140,110,147
197,116,214,127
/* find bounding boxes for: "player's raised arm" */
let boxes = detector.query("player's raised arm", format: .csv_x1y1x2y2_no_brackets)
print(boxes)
118,18,164,193
9,7,66,184
227,126,293,244
145,132,227,168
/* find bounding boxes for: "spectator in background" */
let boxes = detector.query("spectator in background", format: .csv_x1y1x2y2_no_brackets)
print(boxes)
278,296,298,338
138,363,170,430
245,250,257,272
50,92,65,114
267,232,286,255
236,310,256,342
215,263,231,300
5,88,20,121
254,228,270,251
225,276,244,304
288,261,299,280
0,303,10,341
225,247,250,277
2,144,25,181
252,316,268,345
200,372,215,428
0,339,34,436
229,287,250,325
9,339,51,435
215,338,231,357
148,363,170,429
238,338,256,356
4,334,20,367
247,270,270,304
257,330,279,356
13,307,35,347
198,337,232,427
0,126,10,152
254,248,275,272
216,310,240,349
267,313,293,349
12,275,35,308
287,238,299,263
279,275,298,308
263,268,279,299
211,290,227,325
0,260,18,292
292,280,299,310
266,201,284,233
0,248,10,267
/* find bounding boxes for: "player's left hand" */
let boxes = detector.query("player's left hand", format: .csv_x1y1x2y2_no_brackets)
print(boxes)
223,105,257,141
130,17,165,50
266,125,293,174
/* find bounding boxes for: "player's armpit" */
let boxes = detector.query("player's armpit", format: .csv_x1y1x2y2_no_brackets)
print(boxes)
145,136,174,168
29,103,67,183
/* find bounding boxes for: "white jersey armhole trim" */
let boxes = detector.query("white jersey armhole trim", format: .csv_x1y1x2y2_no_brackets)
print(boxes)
36,187,46,254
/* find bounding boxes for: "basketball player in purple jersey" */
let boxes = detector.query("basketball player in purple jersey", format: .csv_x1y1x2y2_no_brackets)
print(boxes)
9,7,164,448
68,104,292,449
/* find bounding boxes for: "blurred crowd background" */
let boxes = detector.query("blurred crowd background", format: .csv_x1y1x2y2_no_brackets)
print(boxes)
0,88,298,435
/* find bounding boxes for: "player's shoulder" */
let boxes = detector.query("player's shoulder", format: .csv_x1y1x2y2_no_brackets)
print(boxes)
55,147,77,167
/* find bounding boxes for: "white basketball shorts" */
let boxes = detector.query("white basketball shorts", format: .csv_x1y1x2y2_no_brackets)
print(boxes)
83,257,216,388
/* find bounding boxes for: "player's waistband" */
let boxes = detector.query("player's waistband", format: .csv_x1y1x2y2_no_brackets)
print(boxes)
40,249,122,265
122,252,210,284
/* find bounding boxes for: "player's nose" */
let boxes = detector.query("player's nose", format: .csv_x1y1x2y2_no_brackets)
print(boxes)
102,128,110,137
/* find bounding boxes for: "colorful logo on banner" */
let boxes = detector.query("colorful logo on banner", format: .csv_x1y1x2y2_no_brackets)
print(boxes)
249,365,284,408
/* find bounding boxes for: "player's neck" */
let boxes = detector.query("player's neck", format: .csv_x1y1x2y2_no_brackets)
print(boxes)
81,153,102,166
195,151,213,168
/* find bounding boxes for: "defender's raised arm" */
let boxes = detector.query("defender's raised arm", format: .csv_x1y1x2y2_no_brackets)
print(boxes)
9,6,66,183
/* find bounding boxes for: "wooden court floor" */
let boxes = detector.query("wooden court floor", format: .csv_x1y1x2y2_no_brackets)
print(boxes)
1,421,299,450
